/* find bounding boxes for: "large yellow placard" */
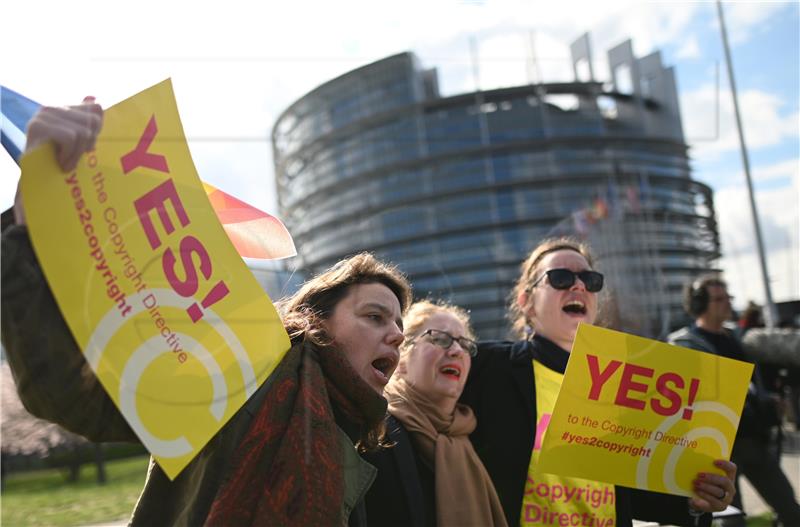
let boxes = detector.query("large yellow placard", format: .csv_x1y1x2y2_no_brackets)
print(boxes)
20,79,290,479
538,324,752,496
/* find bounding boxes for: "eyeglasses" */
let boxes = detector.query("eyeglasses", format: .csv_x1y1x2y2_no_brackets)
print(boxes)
410,329,478,357
530,268,604,293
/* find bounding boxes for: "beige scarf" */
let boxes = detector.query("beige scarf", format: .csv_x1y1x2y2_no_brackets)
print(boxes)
384,378,508,527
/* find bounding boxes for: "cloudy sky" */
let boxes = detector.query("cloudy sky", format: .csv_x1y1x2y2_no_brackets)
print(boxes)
2,0,798,309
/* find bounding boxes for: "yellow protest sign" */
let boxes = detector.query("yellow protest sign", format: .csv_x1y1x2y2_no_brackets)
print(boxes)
538,324,752,496
20,79,290,479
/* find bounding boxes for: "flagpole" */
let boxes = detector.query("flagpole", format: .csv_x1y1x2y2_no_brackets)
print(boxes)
716,0,778,327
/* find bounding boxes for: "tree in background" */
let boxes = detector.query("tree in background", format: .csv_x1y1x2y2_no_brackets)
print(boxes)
1,363,106,485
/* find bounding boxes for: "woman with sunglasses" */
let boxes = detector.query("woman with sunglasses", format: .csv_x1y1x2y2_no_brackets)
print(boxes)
364,300,508,527
460,237,737,527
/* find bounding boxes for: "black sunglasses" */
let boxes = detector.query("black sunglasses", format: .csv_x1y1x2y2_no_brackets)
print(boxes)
410,329,478,357
530,268,604,293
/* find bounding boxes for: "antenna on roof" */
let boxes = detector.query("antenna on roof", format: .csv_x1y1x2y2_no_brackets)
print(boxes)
527,30,544,85
469,36,481,91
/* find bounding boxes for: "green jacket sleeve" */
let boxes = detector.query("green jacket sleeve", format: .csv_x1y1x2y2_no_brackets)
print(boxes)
1,222,136,443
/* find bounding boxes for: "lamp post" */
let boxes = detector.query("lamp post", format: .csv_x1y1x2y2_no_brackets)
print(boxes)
716,0,779,327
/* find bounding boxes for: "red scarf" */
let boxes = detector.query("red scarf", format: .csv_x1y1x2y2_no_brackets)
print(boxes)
205,340,386,526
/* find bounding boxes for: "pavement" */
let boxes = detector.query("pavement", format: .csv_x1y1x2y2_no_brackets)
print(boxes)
738,429,800,519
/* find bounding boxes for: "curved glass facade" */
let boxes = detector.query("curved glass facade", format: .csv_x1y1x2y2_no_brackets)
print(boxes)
273,47,720,339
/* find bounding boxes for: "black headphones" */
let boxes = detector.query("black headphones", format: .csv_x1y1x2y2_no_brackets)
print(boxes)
684,274,724,317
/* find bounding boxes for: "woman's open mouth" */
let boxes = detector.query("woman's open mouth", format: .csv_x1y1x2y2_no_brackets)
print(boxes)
562,300,587,316
371,356,397,384
439,364,462,381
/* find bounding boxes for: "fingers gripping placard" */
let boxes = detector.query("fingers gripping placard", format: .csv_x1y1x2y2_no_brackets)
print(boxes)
537,324,752,495
21,80,290,479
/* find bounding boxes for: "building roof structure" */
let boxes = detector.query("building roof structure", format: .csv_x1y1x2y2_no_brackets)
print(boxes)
273,35,720,338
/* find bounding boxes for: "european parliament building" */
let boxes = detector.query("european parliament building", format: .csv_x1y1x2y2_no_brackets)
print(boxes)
272,35,720,339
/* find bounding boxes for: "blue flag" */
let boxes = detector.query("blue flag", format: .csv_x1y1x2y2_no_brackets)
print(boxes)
1,86,42,164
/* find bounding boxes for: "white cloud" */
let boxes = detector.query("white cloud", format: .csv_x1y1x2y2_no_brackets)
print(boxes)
715,163,799,306
754,158,800,182
720,242,799,310
717,1,788,45
424,1,708,95
682,84,799,166
588,2,699,59
675,35,701,60
2,0,794,221
468,32,574,93
0,0,795,334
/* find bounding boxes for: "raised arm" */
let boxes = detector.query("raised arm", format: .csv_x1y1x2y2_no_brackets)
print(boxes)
2,99,135,443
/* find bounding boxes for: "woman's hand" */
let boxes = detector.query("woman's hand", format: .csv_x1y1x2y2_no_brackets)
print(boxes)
689,459,737,512
13,96,103,225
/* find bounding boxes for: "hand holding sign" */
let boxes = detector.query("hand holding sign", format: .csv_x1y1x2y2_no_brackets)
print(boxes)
4,85,295,261
26,97,103,171
13,97,103,224
538,324,751,498
19,80,291,479
692,459,737,512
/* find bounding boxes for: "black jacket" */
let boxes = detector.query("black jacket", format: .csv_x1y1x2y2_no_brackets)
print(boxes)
668,324,779,441
363,415,434,527
460,335,710,527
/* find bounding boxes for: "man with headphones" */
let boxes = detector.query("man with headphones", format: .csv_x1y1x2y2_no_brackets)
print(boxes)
668,274,800,527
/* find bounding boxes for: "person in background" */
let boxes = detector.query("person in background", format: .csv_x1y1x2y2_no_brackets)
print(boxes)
737,301,764,338
736,301,788,461
364,300,507,527
2,98,413,527
741,319,800,434
462,237,737,527
669,275,800,527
